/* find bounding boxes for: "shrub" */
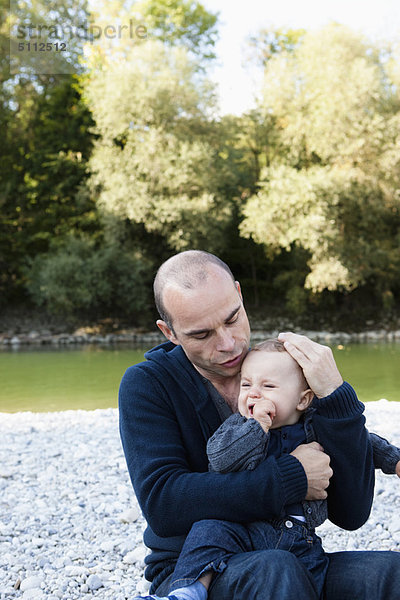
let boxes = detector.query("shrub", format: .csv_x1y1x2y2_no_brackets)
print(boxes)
26,237,152,322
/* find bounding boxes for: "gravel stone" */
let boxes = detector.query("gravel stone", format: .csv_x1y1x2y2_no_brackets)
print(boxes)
86,574,104,591
19,577,44,592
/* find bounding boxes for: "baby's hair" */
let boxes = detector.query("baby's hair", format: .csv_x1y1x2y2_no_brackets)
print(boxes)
252,338,286,353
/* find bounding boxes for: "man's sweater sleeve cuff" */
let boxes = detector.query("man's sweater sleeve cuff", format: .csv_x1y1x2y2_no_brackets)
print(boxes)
276,454,308,505
312,381,364,419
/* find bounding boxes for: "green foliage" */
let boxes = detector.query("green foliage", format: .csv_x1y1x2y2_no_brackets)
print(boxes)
135,0,219,60
241,24,400,300
1,1,98,309
26,237,152,320
0,77,100,304
85,40,234,253
271,249,311,315
85,0,218,72
8,0,90,76
248,26,306,66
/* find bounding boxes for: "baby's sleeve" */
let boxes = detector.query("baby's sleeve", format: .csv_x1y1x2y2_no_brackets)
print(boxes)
370,432,400,474
207,413,269,473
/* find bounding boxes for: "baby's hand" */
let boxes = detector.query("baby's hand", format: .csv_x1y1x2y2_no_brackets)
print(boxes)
251,399,276,434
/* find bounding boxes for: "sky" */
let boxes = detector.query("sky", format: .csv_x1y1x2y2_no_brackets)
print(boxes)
200,0,400,115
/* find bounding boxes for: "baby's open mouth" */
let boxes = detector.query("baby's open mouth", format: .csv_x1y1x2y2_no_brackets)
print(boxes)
248,404,255,416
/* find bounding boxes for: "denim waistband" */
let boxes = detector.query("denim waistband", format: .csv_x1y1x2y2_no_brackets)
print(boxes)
269,516,314,535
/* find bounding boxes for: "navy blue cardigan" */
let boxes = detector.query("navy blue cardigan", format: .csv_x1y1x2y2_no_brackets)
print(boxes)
119,342,375,586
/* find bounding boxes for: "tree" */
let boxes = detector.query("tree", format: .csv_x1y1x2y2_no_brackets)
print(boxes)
134,0,218,60
240,24,400,306
84,37,234,253
0,76,100,304
1,0,227,318
82,0,230,255
247,26,305,66
84,0,218,71
0,0,100,306
8,0,90,75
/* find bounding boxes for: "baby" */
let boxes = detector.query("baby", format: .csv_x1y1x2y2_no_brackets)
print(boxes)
134,339,400,600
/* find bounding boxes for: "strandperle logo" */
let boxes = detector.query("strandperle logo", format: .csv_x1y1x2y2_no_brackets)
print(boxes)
9,0,148,75
14,20,148,41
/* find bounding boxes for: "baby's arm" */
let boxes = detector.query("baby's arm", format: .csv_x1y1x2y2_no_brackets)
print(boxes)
370,432,400,477
207,413,269,473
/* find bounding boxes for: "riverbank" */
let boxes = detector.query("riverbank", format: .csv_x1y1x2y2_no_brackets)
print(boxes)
3,325,400,348
2,305,400,348
1,402,399,599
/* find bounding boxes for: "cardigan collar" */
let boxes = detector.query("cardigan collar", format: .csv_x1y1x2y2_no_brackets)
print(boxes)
145,341,223,439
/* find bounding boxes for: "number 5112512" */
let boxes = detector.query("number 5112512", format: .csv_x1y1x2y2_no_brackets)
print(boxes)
18,42,67,51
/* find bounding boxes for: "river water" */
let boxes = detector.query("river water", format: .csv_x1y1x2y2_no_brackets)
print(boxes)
1,342,400,413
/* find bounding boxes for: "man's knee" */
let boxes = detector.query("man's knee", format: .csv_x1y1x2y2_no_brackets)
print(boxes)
325,551,400,600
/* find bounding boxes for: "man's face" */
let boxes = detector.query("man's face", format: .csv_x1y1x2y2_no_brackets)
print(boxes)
238,350,310,429
157,266,250,381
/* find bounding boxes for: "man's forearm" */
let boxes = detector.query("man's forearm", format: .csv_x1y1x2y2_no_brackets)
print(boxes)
312,381,374,530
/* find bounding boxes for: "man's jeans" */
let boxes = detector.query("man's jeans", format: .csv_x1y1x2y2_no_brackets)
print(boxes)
167,518,328,599
155,544,400,600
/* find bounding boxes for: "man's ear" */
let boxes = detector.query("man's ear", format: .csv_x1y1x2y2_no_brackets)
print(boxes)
235,280,243,301
297,389,314,412
156,319,179,345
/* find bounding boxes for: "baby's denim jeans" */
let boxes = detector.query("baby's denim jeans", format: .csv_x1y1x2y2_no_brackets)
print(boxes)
168,517,328,600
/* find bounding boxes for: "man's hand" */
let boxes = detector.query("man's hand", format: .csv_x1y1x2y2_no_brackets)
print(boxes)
251,399,276,433
278,332,343,398
291,442,333,500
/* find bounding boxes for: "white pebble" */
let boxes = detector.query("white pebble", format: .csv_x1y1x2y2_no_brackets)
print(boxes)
87,574,104,590
119,506,140,523
20,576,44,591
65,566,89,577
22,589,44,599
123,546,147,565
136,578,151,594
122,551,137,565
100,540,116,552
392,531,400,544
388,516,400,533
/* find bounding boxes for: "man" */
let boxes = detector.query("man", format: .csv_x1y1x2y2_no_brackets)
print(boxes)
119,250,400,600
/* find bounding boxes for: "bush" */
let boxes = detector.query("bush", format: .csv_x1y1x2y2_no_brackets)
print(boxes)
26,237,152,322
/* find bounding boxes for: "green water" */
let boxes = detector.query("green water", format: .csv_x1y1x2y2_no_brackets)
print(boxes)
0,345,145,413
0,342,399,413
333,343,400,405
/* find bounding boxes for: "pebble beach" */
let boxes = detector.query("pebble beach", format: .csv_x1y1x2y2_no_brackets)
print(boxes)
1,401,399,600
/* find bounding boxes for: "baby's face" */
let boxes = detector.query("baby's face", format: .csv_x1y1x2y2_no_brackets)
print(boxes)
238,350,309,429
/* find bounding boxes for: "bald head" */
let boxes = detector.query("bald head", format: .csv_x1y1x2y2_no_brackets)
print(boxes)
154,250,235,331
